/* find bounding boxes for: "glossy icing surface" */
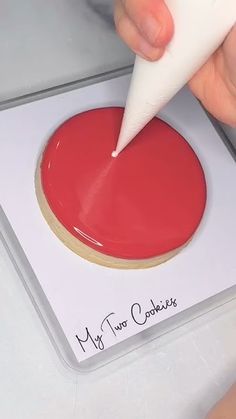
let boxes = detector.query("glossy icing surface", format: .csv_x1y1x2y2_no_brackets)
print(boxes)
40,107,206,259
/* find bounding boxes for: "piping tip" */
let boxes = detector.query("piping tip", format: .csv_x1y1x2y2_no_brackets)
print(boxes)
111,150,119,158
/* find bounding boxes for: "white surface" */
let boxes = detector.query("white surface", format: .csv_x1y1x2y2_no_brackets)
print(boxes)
0,75,236,366
116,0,236,154
0,239,236,419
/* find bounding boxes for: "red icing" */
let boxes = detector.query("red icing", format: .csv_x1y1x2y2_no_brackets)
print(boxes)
40,107,206,259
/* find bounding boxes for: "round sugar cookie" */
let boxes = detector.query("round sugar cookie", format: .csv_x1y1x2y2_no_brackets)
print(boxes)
35,107,206,269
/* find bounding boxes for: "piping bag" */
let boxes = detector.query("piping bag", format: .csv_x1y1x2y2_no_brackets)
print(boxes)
112,0,236,157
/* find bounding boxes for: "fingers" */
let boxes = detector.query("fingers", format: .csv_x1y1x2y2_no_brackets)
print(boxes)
206,384,236,419
114,0,163,60
122,0,174,46
114,0,174,61
223,24,236,92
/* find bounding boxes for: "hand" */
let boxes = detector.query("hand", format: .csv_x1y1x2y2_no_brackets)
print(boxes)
189,26,236,127
114,0,236,127
206,384,236,419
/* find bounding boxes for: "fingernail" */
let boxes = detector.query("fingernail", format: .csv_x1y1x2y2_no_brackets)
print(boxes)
139,39,163,61
140,15,161,46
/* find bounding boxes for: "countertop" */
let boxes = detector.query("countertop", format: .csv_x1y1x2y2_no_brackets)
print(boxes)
0,0,133,102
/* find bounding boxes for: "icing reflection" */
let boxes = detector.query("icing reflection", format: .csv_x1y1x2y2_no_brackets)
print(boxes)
73,226,103,247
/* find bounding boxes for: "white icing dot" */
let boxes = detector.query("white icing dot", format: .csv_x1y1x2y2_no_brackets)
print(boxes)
111,150,118,158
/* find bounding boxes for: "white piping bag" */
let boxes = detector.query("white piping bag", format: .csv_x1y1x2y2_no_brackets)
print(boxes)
112,0,236,157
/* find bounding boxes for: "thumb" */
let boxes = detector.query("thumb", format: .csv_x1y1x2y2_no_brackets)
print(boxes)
122,0,174,47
